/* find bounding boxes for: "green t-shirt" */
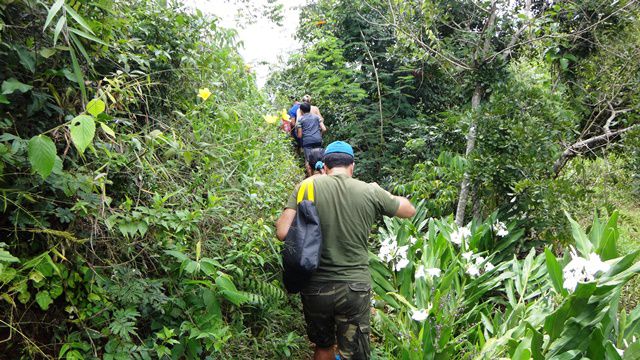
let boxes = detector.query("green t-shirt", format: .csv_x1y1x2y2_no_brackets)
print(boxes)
286,174,400,283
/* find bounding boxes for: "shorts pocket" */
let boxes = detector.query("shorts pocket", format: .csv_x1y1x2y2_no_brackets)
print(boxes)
347,282,371,292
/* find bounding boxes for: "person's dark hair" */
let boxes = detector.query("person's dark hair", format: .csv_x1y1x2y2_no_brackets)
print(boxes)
299,102,311,113
308,148,325,169
323,153,354,169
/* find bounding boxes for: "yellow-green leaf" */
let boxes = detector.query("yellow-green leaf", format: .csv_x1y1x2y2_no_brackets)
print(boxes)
86,99,105,117
100,122,115,137
69,115,95,154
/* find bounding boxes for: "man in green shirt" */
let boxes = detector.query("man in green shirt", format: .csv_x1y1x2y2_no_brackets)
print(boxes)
276,141,415,360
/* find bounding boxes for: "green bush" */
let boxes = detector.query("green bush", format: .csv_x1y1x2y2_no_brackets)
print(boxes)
369,204,640,359
1,0,306,357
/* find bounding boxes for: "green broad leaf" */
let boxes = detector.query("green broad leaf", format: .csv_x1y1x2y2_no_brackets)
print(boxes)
164,250,189,262
16,47,36,73
39,48,57,59
2,78,33,95
29,270,45,283
44,0,65,30
69,115,95,154
0,267,17,284
86,99,105,117
49,284,63,299
53,16,66,46
64,4,95,34
184,260,199,274
544,301,571,342
559,58,569,71
35,291,53,310
18,284,31,304
527,323,544,360
28,135,57,179
512,341,531,360
604,251,639,279
69,27,108,46
215,274,248,306
564,211,592,256
200,258,222,276
215,274,239,292
624,341,640,360
220,288,248,306
547,350,580,360
545,248,564,295
0,95,9,104
0,249,19,263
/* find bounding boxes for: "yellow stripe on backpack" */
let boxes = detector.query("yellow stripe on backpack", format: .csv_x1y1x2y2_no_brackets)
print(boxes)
296,179,315,204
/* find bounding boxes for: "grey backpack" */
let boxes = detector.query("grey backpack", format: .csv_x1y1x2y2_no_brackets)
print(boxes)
282,179,323,293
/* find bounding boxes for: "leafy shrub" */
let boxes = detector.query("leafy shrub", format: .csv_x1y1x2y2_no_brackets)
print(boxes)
370,204,640,359
0,0,306,357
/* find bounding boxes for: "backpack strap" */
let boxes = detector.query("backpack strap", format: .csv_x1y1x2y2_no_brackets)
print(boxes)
296,179,315,204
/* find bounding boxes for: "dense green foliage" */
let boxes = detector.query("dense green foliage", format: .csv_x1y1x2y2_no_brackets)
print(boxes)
267,0,640,241
1,0,306,358
369,206,640,359
1,0,639,358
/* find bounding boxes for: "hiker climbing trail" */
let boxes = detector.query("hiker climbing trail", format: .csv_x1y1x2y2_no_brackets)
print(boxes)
2,0,639,358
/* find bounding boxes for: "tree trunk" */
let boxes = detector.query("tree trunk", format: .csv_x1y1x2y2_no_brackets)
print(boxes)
455,84,483,226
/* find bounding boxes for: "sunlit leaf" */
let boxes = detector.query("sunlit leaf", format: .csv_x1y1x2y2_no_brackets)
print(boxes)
86,98,105,116
69,115,95,154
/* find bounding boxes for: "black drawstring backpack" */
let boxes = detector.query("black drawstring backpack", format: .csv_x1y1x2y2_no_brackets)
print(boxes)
282,179,323,293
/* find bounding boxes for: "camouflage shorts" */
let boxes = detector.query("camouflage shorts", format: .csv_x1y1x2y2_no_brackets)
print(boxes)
300,282,371,360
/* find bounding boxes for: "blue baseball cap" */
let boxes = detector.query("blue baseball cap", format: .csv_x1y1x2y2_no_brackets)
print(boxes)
324,141,354,157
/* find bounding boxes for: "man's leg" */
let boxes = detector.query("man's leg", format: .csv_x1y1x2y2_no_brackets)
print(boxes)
314,346,335,360
301,283,338,359
335,283,372,360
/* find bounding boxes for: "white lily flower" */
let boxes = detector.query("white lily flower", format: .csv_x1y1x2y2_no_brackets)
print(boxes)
494,220,509,237
411,308,429,322
415,265,426,279
395,257,410,271
484,262,495,272
425,268,441,277
397,245,409,258
450,226,471,246
562,247,611,292
462,251,473,261
466,264,480,277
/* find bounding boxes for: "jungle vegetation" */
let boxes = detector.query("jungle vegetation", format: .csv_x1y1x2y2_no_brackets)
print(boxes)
1,0,639,359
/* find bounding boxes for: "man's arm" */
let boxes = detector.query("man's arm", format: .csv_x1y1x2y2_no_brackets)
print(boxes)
394,196,416,218
371,182,416,219
276,208,296,241
320,121,327,134
312,106,324,123
297,127,303,139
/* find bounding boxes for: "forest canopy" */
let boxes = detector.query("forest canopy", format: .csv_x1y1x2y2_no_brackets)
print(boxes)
1,0,640,358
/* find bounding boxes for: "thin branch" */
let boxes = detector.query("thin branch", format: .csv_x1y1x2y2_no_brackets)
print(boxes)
360,29,385,145
553,123,638,176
